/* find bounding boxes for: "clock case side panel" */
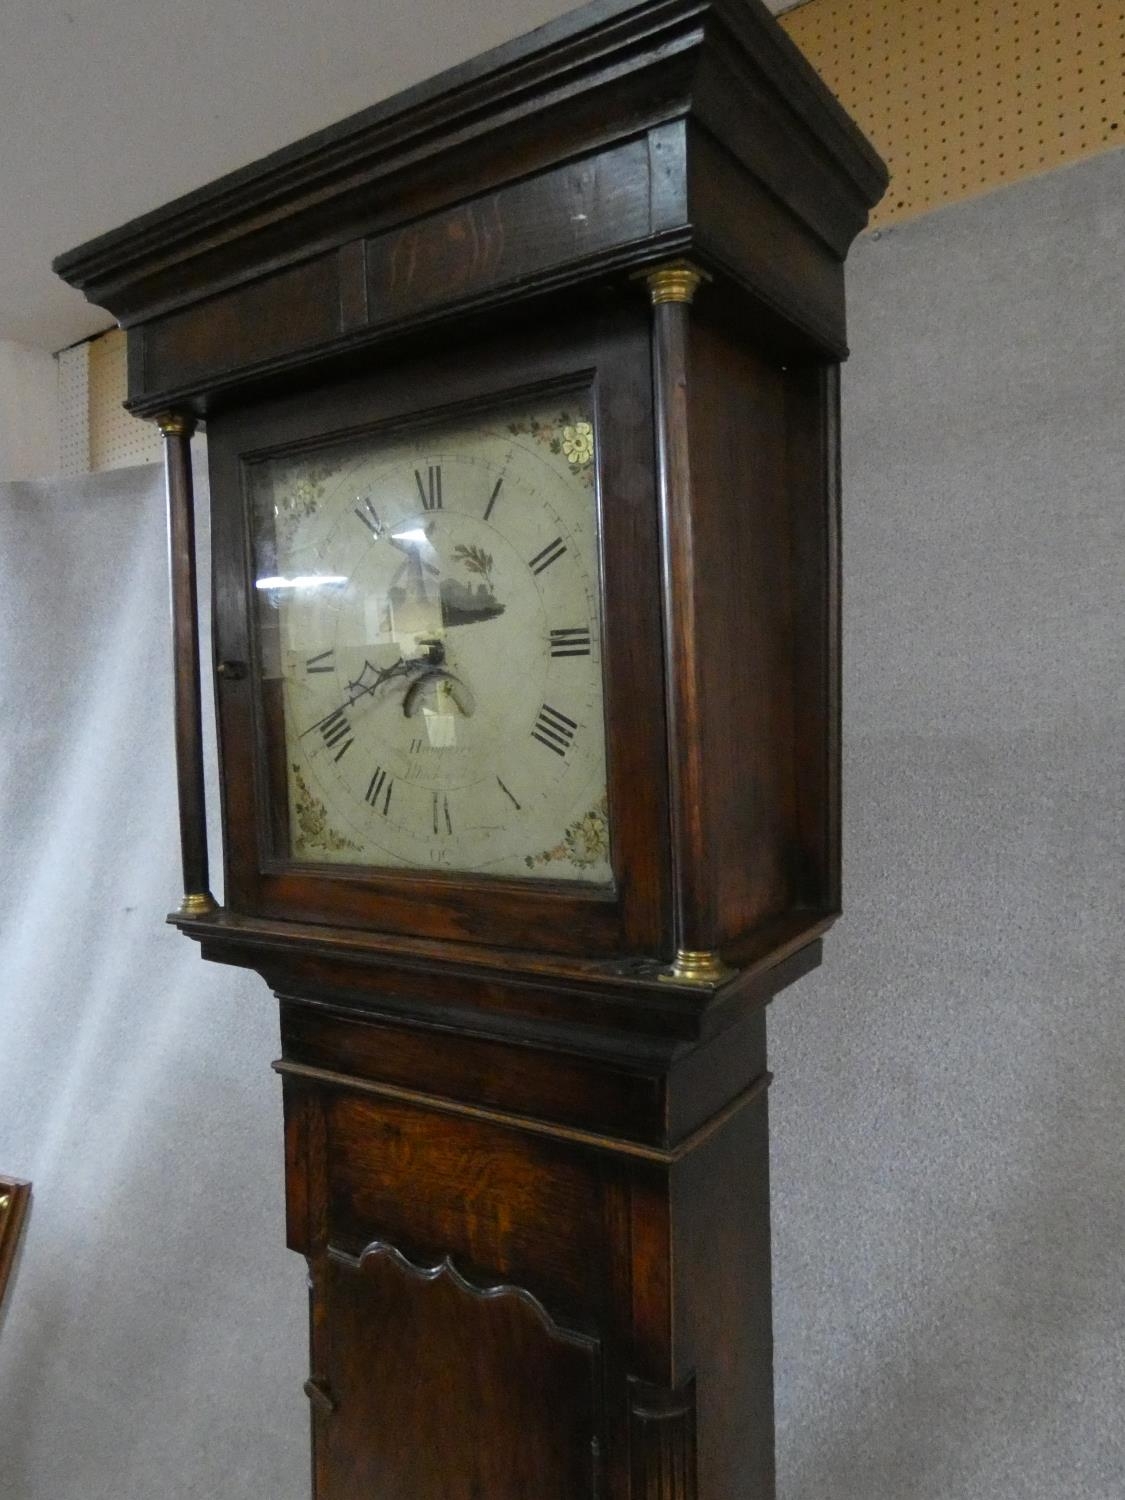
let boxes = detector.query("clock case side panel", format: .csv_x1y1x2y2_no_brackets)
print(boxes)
675,306,841,959
207,306,673,962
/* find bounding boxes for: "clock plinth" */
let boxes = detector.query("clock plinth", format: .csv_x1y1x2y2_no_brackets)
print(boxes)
55,1,885,1494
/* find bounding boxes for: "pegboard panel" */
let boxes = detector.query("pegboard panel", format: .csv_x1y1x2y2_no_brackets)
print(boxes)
88,328,162,470
783,0,1125,225
57,342,90,479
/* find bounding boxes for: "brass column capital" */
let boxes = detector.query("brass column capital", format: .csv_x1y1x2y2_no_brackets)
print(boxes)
640,261,710,306
155,411,197,439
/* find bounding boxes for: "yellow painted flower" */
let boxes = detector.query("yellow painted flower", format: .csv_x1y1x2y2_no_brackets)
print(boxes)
566,809,609,865
561,421,594,467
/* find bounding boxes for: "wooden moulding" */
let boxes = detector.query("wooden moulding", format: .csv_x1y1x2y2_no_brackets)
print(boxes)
187,907,829,1045
272,1057,771,1165
630,1377,699,1500
52,0,887,414
0,1176,31,1312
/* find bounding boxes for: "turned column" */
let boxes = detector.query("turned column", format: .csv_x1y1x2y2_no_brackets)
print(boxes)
157,412,218,919
643,263,732,988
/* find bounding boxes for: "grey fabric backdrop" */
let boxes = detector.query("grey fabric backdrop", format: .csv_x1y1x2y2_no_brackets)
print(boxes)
771,148,1124,1500
0,460,308,1500
1,148,1122,1498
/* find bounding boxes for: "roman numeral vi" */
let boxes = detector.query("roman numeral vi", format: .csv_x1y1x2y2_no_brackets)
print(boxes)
432,792,453,834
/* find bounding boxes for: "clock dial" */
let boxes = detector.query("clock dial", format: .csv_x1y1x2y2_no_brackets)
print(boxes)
250,396,611,883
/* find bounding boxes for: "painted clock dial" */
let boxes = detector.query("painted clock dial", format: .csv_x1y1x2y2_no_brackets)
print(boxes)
250,394,611,884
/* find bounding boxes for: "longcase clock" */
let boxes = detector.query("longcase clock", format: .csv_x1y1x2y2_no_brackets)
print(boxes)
55,2,886,1495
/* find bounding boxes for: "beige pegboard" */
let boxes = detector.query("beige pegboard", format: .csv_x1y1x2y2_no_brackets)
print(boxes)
783,0,1125,225
57,342,90,479
88,328,162,470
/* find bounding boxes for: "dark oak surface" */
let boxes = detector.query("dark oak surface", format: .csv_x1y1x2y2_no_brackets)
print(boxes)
281,1011,772,1499
161,418,216,914
207,307,672,961
54,2,885,1494
55,0,886,415
312,1243,603,1499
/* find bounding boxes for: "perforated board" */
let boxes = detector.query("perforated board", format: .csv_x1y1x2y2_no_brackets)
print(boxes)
57,342,90,479
88,329,162,470
783,0,1125,225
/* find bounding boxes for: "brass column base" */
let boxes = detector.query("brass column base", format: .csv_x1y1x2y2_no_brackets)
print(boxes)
659,949,736,988
174,891,220,919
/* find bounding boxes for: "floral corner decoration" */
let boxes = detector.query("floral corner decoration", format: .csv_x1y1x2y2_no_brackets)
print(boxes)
267,458,341,551
526,795,610,871
560,422,594,468
507,410,596,485
291,763,361,856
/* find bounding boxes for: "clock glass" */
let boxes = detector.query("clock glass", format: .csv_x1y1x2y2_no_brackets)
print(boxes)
249,393,611,884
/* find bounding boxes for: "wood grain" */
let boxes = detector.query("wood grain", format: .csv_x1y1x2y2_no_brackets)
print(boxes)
55,0,887,413
311,1241,603,1499
630,1379,699,1500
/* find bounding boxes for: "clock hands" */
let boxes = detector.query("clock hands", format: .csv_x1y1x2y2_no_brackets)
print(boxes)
301,648,435,739
302,514,509,750
301,635,474,741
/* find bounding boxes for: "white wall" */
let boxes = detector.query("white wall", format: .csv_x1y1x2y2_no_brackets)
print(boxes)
0,340,59,482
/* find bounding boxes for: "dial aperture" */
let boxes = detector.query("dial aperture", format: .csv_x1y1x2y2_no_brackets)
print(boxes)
252,397,610,882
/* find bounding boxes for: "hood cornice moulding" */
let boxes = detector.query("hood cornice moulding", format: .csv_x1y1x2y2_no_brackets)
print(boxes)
54,0,886,337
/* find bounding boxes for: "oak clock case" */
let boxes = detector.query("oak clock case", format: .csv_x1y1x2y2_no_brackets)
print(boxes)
53,1,888,1496
208,315,670,955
